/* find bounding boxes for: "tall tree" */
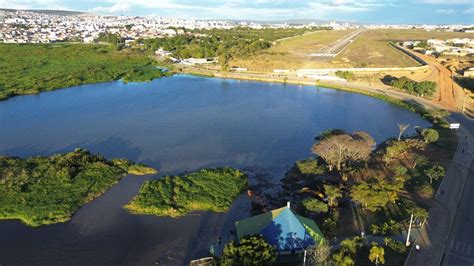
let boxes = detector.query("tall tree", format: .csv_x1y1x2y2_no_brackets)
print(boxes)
397,123,410,141
220,235,277,266
324,184,342,207
312,131,374,180
307,242,331,266
424,165,445,184
351,178,402,212
369,243,385,265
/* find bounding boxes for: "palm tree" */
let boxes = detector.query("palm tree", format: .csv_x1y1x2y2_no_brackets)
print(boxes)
324,184,342,207
397,123,410,141
369,243,385,265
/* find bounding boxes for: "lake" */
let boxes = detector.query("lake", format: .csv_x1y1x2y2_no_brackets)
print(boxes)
0,75,430,265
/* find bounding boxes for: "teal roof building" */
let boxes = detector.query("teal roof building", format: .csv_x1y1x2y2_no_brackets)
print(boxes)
235,203,324,252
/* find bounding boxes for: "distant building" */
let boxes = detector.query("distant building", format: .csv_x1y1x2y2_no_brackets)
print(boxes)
464,67,474,78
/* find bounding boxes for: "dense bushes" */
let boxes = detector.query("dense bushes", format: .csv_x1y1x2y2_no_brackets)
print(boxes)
0,149,156,226
384,75,437,97
124,167,247,217
335,71,355,81
296,158,327,175
421,128,439,143
220,235,277,266
0,44,167,100
139,26,329,67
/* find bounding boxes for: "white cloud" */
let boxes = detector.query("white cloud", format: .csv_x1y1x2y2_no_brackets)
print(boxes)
435,9,457,15
464,7,474,14
0,0,68,10
89,3,131,13
421,0,472,4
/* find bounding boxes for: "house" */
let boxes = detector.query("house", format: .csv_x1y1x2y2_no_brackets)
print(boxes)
235,202,324,255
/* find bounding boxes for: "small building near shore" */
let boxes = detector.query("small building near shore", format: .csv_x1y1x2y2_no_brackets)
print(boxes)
235,202,324,254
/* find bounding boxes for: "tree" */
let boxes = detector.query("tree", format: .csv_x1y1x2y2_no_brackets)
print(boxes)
397,123,410,141
421,128,439,143
412,154,429,169
351,178,403,212
340,238,362,254
408,206,429,227
332,252,354,266
369,243,385,265
424,165,445,184
312,131,375,180
303,198,329,213
296,158,326,175
392,165,409,182
427,109,450,123
307,242,331,266
324,184,342,207
220,235,277,266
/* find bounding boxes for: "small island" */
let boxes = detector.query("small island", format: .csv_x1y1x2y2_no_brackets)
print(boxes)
124,167,248,217
0,148,157,227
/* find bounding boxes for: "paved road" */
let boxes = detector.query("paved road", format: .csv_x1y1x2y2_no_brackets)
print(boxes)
440,113,474,266
405,112,473,266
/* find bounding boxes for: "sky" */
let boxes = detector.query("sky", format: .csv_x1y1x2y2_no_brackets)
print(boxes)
1,0,473,24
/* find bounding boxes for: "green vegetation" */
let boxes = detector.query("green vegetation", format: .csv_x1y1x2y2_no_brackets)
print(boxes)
0,149,156,227
350,178,403,212
124,167,247,217
421,128,439,143
335,71,355,81
324,184,342,207
386,76,437,97
0,43,168,100
139,26,328,68
424,165,445,184
303,198,329,213
295,158,326,175
220,235,277,266
369,243,385,265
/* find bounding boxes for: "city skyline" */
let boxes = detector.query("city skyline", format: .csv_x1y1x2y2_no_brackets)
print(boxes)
1,0,474,25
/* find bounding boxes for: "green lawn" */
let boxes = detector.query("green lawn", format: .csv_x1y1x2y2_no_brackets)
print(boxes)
125,167,248,217
0,43,167,100
0,149,156,227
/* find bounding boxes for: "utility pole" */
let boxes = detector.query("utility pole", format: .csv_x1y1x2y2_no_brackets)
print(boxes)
406,213,414,246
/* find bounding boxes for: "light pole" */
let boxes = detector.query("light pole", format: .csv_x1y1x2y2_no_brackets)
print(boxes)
292,236,307,266
406,213,414,247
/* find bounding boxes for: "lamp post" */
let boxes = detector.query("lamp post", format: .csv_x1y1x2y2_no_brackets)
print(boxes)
292,236,307,266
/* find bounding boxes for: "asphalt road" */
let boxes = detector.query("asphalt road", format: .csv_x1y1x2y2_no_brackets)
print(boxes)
441,114,474,266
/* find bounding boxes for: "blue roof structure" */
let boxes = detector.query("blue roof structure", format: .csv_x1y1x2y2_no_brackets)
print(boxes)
235,205,324,252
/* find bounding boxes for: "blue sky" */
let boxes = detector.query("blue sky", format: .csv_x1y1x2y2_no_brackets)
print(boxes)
1,0,473,24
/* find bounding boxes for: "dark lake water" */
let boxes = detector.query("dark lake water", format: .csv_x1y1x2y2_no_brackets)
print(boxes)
0,75,430,265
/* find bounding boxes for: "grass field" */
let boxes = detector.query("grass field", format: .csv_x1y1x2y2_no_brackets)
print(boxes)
0,43,167,100
0,149,156,227
230,29,474,70
230,30,354,70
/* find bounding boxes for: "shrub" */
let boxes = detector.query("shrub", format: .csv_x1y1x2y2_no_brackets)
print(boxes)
303,198,329,213
424,165,445,184
296,158,327,175
421,128,439,143
335,71,355,81
384,238,406,254
220,235,277,266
